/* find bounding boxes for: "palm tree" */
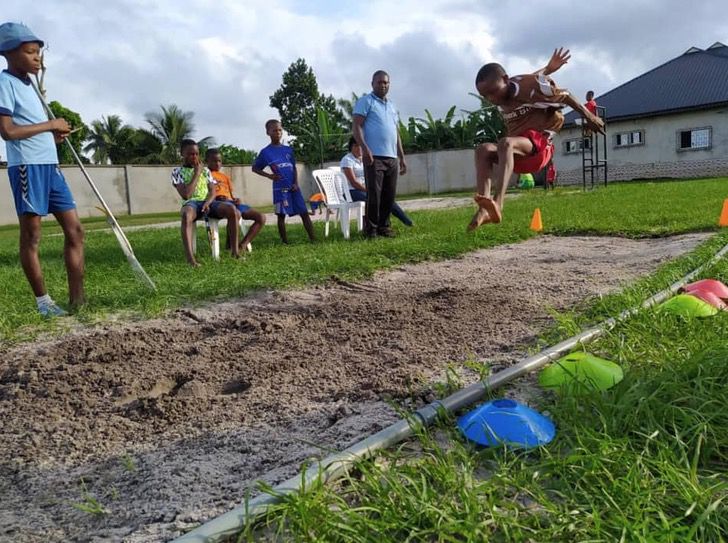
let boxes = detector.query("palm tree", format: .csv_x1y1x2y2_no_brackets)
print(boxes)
84,115,135,164
144,104,215,163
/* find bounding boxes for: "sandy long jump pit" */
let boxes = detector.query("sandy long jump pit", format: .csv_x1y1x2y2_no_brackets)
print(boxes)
0,233,711,542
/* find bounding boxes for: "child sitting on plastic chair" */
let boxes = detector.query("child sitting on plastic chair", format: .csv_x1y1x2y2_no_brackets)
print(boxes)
171,140,239,266
309,192,326,215
205,148,266,251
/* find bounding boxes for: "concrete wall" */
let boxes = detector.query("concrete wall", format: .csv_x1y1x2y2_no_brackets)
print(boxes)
0,162,313,223
553,108,728,184
0,148,479,225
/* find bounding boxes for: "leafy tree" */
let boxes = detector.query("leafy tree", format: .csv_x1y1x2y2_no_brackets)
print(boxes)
270,58,349,164
128,128,164,164
462,93,506,145
215,144,257,165
296,105,350,167
269,58,321,132
48,101,89,164
144,104,214,163
84,115,137,164
397,96,506,154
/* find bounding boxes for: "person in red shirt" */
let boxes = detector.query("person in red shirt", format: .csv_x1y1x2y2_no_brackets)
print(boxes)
469,49,604,229
585,90,598,115
545,159,557,190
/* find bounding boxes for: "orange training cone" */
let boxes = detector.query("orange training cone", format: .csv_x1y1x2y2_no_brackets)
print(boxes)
530,208,543,232
719,199,728,227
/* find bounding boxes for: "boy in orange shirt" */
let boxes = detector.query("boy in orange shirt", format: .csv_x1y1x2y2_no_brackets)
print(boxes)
206,148,266,250
469,48,604,229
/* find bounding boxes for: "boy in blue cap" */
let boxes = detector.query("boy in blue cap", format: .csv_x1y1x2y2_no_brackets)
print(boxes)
0,22,84,317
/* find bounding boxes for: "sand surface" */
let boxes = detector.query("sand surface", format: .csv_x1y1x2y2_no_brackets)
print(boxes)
0,233,710,543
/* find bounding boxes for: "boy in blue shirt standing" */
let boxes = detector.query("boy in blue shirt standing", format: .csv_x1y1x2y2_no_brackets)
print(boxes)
252,119,315,244
0,22,84,317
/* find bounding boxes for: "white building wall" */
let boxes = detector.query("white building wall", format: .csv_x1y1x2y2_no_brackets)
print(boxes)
553,107,728,184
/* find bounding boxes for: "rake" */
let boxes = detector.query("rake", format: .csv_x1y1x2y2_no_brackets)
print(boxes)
30,71,156,290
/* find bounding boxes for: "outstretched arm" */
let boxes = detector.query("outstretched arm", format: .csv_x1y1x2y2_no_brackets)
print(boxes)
535,47,571,76
563,93,604,134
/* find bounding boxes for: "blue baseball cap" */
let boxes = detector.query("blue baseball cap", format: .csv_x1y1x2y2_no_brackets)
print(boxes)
0,22,44,53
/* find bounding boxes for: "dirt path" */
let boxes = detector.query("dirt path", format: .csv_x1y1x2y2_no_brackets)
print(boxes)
0,233,710,543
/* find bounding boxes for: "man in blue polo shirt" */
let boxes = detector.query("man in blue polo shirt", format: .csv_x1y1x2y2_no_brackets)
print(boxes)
0,22,84,317
353,70,407,238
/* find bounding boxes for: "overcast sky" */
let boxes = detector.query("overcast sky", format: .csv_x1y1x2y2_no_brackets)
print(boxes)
3,0,727,158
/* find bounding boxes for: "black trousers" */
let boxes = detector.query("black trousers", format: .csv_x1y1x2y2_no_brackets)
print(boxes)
363,156,398,231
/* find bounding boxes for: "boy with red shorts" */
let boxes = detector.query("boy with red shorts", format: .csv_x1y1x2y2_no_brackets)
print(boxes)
468,49,604,229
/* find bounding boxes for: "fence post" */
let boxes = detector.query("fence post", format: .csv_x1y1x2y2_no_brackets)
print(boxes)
426,151,437,194
123,165,133,215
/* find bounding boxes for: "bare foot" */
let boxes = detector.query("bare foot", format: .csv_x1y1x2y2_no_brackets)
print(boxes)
474,195,502,224
187,259,201,268
467,207,491,231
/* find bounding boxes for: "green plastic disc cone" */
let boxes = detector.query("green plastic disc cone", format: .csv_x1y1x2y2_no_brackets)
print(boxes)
539,351,624,393
658,294,718,318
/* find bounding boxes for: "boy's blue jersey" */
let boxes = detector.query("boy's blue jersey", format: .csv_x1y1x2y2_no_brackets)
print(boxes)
0,70,58,166
253,144,296,203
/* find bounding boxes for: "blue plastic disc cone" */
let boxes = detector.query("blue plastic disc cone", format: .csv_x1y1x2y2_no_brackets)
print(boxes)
457,399,556,449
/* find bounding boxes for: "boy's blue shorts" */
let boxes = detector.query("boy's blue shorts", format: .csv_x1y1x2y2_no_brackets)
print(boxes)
182,200,234,221
274,189,308,216
215,197,250,214
8,164,76,216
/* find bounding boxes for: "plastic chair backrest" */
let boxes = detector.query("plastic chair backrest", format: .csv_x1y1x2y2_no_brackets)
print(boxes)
328,166,356,203
312,169,345,206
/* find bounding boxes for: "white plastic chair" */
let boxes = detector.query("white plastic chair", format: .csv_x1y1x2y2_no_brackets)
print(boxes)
191,217,253,261
312,168,365,239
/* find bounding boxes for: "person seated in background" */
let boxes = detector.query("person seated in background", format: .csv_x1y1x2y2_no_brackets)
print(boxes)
308,192,326,215
340,137,413,227
172,139,239,266
205,148,266,251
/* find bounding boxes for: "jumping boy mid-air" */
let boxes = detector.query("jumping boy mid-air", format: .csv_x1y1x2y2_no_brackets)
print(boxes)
469,48,604,229
0,22,84,317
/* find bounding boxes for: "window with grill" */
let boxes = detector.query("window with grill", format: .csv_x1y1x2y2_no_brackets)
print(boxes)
614,130,644,147
678,127,711,150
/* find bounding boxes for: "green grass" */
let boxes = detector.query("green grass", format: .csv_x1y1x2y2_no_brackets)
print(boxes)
242,226,728,543
0,177,726,342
